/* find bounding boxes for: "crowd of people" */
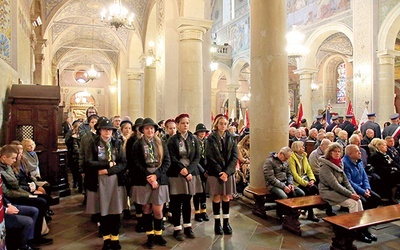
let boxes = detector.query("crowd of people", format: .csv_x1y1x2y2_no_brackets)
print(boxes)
277,111,400,243
3,107,399,249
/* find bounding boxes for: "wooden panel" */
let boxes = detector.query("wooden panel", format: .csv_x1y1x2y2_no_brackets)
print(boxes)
15,109,33,121
276,195,327,209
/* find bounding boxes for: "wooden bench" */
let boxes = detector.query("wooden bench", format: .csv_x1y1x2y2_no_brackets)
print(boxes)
275,195,327,235
244,186,276,219
323,204,400,250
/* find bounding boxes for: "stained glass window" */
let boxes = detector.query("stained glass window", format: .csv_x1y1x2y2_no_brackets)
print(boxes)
336,62,346,103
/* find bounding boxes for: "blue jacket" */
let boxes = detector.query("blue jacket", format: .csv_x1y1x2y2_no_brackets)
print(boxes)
342,154,371,195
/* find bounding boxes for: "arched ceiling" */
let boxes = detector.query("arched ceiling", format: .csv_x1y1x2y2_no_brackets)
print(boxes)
42,0,153,76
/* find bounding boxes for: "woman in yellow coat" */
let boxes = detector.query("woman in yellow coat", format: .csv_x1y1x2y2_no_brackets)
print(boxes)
288,141,319,222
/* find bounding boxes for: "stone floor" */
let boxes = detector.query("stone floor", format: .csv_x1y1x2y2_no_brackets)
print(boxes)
41,189,400,250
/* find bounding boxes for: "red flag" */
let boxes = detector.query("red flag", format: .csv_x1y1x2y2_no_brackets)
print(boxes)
346,100,358,128
224,107,229,118
211,112,214,122
245,109,250,128
296,102,303,127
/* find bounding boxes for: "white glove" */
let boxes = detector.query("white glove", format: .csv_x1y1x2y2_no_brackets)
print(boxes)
28,182,36,192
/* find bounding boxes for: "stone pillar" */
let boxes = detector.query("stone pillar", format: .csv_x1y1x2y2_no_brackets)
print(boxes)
294,69,316,122
377,50,396,124
127,68,144,119
211,88,218,119
244,0,288,218
33,39,46,85
227,84,239,119
176,18,212,126
109,85,118,116
352,0,377,117
144,65,157,119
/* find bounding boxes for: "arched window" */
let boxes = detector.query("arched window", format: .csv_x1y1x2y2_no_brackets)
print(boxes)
336,62,346,103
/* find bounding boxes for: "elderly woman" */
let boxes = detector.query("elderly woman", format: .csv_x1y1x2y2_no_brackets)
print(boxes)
82,118,127,249
336,130,348,151
368,139,400,204
288,141,319,222
131,118,170,248
319,143,375,243
21,139,42,180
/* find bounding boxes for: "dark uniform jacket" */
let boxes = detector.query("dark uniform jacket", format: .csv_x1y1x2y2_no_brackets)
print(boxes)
131,138,170,186
326,122,338,132
167,131,200,177
311,121,323,131
339,120,356,136
205,131,238,177
360,121,381,138
382,124,400,143
81,135,126,192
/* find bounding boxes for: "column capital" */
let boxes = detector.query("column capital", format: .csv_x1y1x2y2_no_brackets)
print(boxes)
293,68,317,76
376,49,400,57
127,68,144,80
176,17,213,41
226,84,240,91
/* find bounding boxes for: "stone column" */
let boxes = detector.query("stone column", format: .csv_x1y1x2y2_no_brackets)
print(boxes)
176,18,212,126
244,0,288,218
127,68,144,119
294,69,317,122
227,84,240,119
144,65,157,119
108,85,118,116
377,50,396,124
33,39,46,85
211,88,218,119
352,0,377,117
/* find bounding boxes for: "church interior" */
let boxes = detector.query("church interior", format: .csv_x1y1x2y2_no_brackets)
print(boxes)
1,0,400,249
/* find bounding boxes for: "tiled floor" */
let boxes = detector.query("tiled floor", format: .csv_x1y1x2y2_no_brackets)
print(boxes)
41,189,400,250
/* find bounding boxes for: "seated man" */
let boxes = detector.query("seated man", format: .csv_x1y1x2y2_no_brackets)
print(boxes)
361,129,374,146
385,136,400,165
308,139,331,183
0,145,53,246
343,145,381,210
263,147,305,218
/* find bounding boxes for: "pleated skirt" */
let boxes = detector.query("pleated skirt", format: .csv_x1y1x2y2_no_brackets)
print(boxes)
206,175,236,196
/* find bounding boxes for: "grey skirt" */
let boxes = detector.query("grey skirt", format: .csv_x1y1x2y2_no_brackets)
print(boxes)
206,175,236,196
131,184,169,205
86,174,127,216
169,175,203,195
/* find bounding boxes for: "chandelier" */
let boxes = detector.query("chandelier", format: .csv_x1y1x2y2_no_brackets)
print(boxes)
101,0,134,30
286,26,309,58
85,64,100,82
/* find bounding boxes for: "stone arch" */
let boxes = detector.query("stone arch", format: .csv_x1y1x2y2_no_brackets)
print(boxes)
231,57,250,84
302,23,354,69
211,63,232,89
378,2,400,51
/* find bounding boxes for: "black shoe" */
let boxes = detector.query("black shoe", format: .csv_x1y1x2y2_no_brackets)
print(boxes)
30,237,53,246
356,232,372,244
110,240,121,250
46,209,55,216
45,215,52,222
214,224,223,235
364,231,377,241
154,235,167,246
136,220,145,233
173,230,185,241
307,215,320,222
102,239,111,250
20,245,39,250
223,222,233,235
146,234,155,249
201,212,209,221
195,213,203,222
184,227,195,238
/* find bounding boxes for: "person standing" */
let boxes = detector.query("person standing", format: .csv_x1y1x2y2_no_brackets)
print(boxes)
360,113,381,138
339,114,357,136
131,118,170,248
382,113,400,147
82,118,127,250
167,114,203,241
193,123,210,222
206,114,238,235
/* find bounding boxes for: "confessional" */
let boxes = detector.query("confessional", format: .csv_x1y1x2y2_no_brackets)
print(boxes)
6,84,70,198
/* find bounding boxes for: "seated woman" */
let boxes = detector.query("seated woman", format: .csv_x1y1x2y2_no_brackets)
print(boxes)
237,135,250,183
288,141,319,222
368,139,400,204
10,141,54,217
319,143,376,243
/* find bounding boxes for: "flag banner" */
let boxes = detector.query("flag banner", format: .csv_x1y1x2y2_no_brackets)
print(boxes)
359,107,369,127
245,109,250,128
346,100,358,128
297,103,303,127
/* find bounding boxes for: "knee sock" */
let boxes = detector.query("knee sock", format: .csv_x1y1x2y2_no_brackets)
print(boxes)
143,213,154,235
193,194,200,211
222,201,230,215
154,218,163,235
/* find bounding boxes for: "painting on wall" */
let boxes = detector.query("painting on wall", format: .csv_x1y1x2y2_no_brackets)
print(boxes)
229,16,249,55
287,0,351,27
0,0,12,64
